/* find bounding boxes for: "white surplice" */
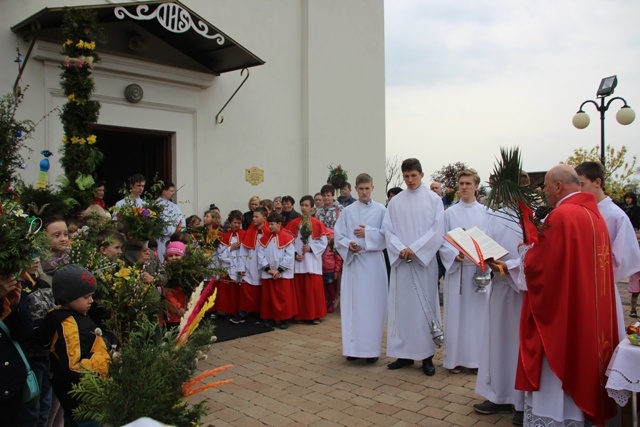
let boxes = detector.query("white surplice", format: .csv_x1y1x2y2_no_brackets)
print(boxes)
257,236,295,280
334,200,387,358
598,196,640,341
384,183,445,360
218,232,243,282
476,209,525,410
439,200,490,369
292,226,327,275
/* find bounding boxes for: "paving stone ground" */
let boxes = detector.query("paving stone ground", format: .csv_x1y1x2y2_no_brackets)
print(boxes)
194,281,637,426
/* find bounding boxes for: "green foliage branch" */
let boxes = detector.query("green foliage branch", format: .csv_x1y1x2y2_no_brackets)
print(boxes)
563,145,637,200
486,147,546,241
70,317,215,426
0,93,35,190
0,197,50,276
58,8,105,211
164,244,217,295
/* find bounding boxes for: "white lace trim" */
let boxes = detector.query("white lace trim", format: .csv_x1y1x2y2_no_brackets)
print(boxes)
524,403,593,427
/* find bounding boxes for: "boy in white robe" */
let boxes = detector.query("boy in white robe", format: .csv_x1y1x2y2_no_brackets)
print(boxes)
473,171,530,426
384,158,445,376
576,161,640,334
334,173,387,363
439,169,489,373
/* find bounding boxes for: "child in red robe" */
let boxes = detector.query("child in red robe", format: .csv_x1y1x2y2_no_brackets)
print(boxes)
230,207,270,324
212,210,246,318
258,213,297,329
286,195,329,324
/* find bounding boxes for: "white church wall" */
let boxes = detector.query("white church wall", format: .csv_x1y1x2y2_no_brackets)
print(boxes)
2,0,385,217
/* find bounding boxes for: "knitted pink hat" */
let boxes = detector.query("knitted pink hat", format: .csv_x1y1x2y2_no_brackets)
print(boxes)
166,241,186,257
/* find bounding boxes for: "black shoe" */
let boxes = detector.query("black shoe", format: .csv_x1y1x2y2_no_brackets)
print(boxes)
366,357,379,364
513,410,524,426
279,320,289,330
631,309,638,318
387,358,414,370
264,320,274,328
254,318,264,325
346,356,359,361
473,401,513,415
422,357,436,376
229,315,246,324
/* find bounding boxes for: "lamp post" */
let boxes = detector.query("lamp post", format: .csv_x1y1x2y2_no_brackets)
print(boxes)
572,75,635,169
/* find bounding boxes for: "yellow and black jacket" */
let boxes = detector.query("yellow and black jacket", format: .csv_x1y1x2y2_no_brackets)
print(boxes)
39,308,109,412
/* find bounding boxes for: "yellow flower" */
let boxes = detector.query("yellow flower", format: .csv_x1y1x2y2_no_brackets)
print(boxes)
67,93,76,102
115,267,131,279
62,135,68,144
70,136,81,144
86,41,96,50
86,135,97,144
76,40,85,49
63,39,73,47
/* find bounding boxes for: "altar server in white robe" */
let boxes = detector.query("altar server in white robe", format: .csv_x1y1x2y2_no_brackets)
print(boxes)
384,158,444,376
473,171,531,425
334,173,387,363
576,161,640,337
439,169,489,373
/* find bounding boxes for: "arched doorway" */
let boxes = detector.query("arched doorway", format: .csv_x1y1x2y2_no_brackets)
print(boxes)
92,125,173,207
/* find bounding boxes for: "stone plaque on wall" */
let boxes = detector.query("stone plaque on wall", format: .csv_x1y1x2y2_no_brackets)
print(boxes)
245,166,264,186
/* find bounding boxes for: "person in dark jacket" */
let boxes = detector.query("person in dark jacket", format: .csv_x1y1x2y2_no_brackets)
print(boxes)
0,275,33,427
622,191,640,230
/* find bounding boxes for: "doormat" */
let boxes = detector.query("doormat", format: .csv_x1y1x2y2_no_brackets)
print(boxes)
206,317,275,343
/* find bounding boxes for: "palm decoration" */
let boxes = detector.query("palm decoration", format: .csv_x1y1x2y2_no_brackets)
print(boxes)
300,215,312,245
485,147,546,244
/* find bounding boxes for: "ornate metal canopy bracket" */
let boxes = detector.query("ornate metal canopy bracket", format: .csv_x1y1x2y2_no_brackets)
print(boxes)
14,21,40,98
215,68,249,124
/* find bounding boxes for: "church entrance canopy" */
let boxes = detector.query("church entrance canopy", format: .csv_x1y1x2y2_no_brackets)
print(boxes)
11,0,265,75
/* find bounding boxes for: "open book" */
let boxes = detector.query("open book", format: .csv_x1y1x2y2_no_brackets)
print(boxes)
443,226,508,266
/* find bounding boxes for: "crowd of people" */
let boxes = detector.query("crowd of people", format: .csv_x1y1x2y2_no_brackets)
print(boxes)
2,157,639,427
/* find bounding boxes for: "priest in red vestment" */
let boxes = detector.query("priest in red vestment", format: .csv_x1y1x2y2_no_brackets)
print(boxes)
516,164,618,427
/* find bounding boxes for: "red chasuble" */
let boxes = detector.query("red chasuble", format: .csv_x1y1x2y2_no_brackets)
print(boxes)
516,192,618,426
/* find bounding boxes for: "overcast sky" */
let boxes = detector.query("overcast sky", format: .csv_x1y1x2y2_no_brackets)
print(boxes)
384,0,640,185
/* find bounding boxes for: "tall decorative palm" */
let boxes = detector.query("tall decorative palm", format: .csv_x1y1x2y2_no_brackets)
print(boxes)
485,147,546,244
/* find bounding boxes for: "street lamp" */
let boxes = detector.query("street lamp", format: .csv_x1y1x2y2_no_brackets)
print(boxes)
572,75,635,169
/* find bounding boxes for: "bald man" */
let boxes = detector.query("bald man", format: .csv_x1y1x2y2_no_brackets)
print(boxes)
516,164,618,426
